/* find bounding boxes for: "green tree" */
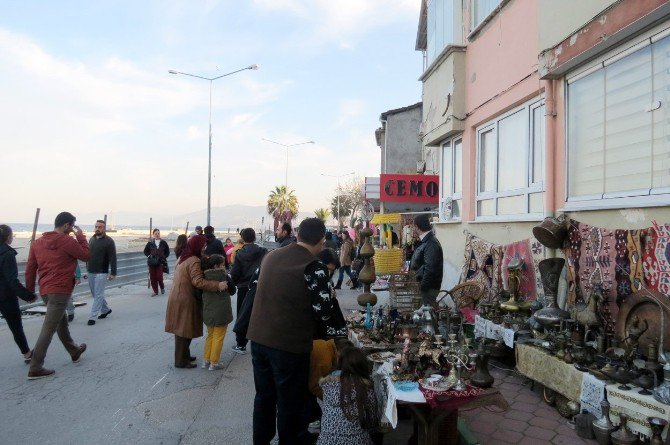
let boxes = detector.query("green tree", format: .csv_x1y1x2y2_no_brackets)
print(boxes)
314,208,331,222
267,185,299,223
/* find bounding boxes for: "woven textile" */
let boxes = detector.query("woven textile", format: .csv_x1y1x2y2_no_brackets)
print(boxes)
501,238,547,302
460,233,503,304
642,221,670,296
564,220,643,323
418,385,484,409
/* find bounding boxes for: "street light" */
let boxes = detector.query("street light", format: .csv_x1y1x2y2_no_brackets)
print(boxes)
321,171,355,228
169,64,259,225
261,138,315,189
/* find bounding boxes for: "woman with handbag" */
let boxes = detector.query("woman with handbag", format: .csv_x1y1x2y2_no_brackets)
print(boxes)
0,225,37,363
165,235,228,368
144,229,170,296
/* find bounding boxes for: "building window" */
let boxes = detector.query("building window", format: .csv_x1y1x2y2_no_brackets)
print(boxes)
471,0,501,29
567,32,670,204
426,0,459,66
440,136,462,220
475,99,545,220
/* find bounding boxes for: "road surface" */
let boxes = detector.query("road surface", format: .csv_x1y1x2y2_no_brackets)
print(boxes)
0,275,391,444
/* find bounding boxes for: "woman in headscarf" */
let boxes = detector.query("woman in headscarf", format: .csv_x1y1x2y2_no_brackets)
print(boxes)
165,235,227,368
0,225,37,363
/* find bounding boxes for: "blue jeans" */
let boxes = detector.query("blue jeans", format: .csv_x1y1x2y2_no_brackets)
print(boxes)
88,273,109,320
251,342,310,445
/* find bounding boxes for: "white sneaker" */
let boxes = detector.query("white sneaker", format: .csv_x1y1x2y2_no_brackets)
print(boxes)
208,363,223,371
201,361,210,369
308,420,321,430
232,346,247,354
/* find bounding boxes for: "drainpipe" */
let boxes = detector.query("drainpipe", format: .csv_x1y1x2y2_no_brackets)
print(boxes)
544,79,556,219
381,119,388,214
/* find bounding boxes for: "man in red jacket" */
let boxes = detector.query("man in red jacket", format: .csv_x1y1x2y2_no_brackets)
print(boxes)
25,211,90,380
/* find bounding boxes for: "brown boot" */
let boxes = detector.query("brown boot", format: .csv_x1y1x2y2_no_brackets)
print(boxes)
71,343,87,363
28,368,55,380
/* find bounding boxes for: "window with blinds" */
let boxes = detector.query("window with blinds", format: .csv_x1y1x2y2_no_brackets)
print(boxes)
567,33,670,202
475,99,545,220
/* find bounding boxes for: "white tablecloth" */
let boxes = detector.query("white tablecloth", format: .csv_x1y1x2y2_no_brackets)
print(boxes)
372,359,426,428
474,316,515,348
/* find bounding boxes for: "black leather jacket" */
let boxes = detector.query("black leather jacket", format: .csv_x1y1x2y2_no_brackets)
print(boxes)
410,231,444,291
0,243,35,302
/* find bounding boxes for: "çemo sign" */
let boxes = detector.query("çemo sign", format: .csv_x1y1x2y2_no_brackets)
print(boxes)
380,174,439,204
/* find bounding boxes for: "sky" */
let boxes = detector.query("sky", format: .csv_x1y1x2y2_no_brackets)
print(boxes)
0,1,423,225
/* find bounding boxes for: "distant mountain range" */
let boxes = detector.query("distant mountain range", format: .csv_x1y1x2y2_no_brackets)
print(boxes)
93,205,308,230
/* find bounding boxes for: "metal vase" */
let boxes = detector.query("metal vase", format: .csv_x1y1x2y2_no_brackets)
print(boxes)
534,258,569,329
592,400,616,445
611,413,639,445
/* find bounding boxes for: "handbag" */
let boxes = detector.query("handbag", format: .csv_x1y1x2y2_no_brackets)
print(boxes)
147,255,161,267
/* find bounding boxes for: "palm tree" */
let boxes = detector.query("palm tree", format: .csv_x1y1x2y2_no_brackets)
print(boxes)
267,186,299,230
314,208,331,222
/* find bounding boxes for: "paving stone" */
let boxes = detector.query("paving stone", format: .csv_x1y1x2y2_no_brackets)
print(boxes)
515,393,542,405
529,416,561,431
466,418,498,436
524,425,557,441
500,381,524,391
502,418,529,433
511,401,540,413
552,433,590,444
518,436,547,445
554,423,578,437
494,429,525,443
504,409,534,422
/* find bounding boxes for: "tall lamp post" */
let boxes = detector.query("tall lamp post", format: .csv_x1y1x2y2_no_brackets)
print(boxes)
322,171,355,228
261,138,315,189
169,64,259,225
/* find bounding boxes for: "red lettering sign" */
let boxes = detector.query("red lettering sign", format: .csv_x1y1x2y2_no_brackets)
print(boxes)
379,174,439,204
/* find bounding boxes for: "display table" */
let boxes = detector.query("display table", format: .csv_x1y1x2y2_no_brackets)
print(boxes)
515,343,583,402
516,343,670,439
606,384,670,439
372,359,509,445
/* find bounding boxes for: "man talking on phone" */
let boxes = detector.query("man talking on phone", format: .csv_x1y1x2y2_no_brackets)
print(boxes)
25,212,89,380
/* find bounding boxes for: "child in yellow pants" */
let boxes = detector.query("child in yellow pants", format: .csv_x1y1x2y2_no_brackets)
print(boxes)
201,254,236,370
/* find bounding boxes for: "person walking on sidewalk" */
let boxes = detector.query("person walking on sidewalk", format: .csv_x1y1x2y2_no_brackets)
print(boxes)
0,224,37,364
24,212,89,380
165,235,228,368
230,228,266,354
200,254,236,371
144,229,170,296
409,214,443,305
247,218,335,445
334,231,358,290
86,220,117,326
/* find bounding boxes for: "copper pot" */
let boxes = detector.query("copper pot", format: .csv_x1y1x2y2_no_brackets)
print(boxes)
533,216,568,249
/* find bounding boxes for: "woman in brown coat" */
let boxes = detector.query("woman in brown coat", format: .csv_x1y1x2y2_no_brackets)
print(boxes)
165,235,228,368
334,231,358,290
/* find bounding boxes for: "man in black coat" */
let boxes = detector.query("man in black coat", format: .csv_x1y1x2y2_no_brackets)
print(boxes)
203,226,225,256
230,228,267,354
410,214,444,305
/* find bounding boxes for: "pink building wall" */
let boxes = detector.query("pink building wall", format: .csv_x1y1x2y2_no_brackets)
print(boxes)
461,0,543,221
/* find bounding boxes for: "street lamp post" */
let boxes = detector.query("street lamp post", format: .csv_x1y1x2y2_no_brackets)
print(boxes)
321,172,355,228
169,64,259,225
261,138,315,189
